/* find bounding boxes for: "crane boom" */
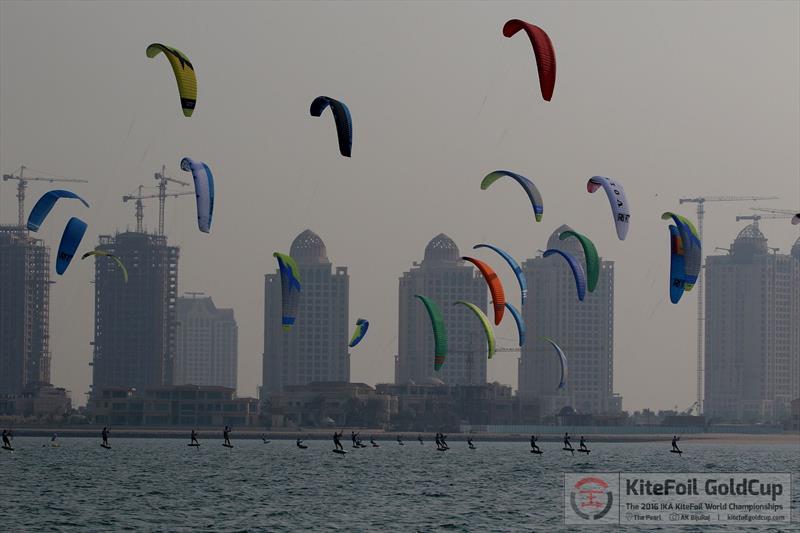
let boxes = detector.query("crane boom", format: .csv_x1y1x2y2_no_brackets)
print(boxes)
750,207,796,215
736,214,792,222
2,165,88,226
676,194,777,415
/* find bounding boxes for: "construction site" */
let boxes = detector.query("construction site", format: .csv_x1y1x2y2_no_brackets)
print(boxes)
0,225,51,395
90,166,187,398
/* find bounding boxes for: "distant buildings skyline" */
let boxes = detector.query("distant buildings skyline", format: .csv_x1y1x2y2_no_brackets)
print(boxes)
395,234,488,386
2,217,798,421
704,224,800,423
262,230,350,397
175,295,238,390
518,225,618,416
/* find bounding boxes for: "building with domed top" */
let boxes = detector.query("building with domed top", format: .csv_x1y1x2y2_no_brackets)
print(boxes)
518,224,617,416
704,223,800,422
262,230,349,396
396,234,488,385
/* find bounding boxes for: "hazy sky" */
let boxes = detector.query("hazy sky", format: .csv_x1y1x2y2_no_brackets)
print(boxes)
1,1,798,410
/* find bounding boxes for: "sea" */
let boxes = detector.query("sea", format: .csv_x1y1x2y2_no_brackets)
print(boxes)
1,438,798,532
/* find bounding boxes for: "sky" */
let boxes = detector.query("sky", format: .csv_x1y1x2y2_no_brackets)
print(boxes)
1,1,798,410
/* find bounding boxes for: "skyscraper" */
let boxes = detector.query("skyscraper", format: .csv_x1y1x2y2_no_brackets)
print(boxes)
396,234,488,386
262,230,349,396
0,226,50,394
704,224,800,422
175,295,238,389
518,225,616,415
91,231,179,395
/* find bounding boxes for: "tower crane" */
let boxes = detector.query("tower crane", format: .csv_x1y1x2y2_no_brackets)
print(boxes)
677,195,778,414
749,207,797,216
122,184,193,234
154,165,190,236
736,213,794,223
2,165,88,227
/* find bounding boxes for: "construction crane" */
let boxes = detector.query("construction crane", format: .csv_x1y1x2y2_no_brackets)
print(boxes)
122,184,193,234
154,165,190,236
2,165,88,227
677,195,778,415
736,213,794,223
750,207,797,216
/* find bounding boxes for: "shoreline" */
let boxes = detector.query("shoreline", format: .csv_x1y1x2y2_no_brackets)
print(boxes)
8,427,799,444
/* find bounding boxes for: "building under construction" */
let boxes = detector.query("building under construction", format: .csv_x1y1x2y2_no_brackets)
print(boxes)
0,225,51,394
91,231,179,396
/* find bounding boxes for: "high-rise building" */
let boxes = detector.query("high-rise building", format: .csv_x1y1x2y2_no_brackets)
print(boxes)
262,230,349,396
91,231,179,395
704,224,800,422
396,234,488,386
175,295,238,389
0,226,50,394
518,225,616,416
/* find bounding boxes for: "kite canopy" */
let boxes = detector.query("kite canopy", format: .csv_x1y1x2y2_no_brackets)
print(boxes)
792,213,799,225
667,225,686,304
543,249,587,302
146,43,197,117
661,212,701,290
587,176,630,240
502,19,556,101
454,301,495,359
558,230,599,293
310,96,352,157
180,157,215,233
461,256,506,325
542,337,568,389
473,244,527,304
274,252,301,331
56,217,87,275
415,295,447,371
504,302,526,347
81,250,129,283
348,318,369,348
480,170,543,223
27,190,89,232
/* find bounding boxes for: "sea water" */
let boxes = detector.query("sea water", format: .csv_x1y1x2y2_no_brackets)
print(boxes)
2,438,798,531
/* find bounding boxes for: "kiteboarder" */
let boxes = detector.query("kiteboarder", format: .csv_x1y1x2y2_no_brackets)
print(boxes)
397,435,404,446
467,437,475,449
51,433,58,443
531,435,541,453
435,433,442,450
418,434,424,445
333,430,343,451
440,433,449,450
671,435,682,453
2,429,11,448
563,432,574,454
190,429,199,445
101,427,110,447
223,425,232,447
370,436,378,447
296,438,306,448
579,435,589,453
